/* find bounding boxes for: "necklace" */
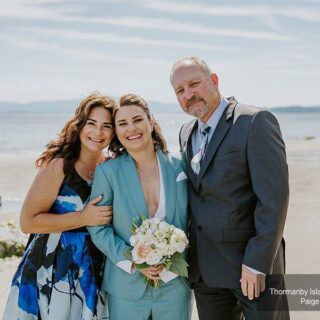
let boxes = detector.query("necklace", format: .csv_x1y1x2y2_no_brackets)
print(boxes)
77,159,98,181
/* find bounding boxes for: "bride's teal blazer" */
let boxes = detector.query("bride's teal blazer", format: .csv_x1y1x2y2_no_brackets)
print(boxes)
88,150,189,300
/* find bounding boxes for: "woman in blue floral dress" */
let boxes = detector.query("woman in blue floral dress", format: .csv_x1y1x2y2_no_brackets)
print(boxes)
3,93,115,320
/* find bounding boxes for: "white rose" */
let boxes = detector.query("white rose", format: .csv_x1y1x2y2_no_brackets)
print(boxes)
145,249,163,265
170,233,188,253
149,219,160,233
159,242,175,256
130,234,140,246
140,231,155,245
158,221,170,233
173,228,187,240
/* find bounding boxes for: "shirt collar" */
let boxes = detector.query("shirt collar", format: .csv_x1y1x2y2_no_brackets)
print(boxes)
197,96,228,133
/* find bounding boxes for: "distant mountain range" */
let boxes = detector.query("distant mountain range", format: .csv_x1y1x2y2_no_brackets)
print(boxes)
0,100,319,114
270,106,320,113
0,99,180,114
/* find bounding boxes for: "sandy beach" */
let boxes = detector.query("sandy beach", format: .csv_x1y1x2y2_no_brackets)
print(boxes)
1,138,320,319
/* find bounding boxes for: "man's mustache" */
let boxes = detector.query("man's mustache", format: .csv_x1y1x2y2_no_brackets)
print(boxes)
186,96,205,109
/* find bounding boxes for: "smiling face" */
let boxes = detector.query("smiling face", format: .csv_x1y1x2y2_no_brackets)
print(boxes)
79,106,114,153
171,60,221,123
114,105,154,154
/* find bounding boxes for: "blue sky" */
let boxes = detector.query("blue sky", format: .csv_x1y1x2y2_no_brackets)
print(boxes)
1,0,319,107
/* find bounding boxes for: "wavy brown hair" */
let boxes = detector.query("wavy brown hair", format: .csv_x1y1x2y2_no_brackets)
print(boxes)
109,94,168,156
36,93,116,176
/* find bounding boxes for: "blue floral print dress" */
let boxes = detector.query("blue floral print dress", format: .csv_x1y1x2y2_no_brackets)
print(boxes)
3,169,108,320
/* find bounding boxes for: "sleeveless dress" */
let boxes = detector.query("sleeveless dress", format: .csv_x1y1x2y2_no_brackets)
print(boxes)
3,169,108,320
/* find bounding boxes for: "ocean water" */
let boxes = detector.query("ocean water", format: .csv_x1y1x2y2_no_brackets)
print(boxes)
0,111,320,155
0,110,319,217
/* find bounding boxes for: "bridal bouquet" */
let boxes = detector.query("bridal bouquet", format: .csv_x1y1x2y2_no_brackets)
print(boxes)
127,217,189,287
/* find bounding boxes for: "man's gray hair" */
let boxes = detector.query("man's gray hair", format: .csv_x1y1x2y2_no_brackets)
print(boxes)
170,57,213,83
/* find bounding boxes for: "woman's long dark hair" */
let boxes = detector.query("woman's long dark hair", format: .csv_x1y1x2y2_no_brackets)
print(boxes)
109,93,168,156
36,93,116,176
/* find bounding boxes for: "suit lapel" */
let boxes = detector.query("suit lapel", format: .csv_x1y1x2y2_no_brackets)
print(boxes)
124,154,149,219
157,151,176,224
125,151,178,224
181,119,198,189
181,119,197,163
195,98,237,189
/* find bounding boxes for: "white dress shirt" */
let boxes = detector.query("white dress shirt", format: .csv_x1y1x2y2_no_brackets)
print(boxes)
191,97,228,156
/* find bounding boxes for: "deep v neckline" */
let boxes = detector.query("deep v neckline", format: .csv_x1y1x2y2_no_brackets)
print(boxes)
128,153,161,218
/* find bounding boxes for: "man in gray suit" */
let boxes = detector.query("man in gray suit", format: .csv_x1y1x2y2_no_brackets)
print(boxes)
170,57,289,320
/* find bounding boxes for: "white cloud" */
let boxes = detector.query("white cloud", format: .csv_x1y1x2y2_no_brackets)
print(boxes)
280,6,320,21
141,1,320,22
0,1,295,42
60,47,167,65
0,33,167,66
21,27,237,51
0,34,59,51
0,0,56,19
0,0,319,105
1,0,318,25
61,16,296,41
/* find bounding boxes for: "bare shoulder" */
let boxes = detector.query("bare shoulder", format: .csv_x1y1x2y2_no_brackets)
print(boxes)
37,158,65,181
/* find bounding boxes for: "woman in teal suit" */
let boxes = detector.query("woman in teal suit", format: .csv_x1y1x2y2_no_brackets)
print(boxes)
88,94,192,320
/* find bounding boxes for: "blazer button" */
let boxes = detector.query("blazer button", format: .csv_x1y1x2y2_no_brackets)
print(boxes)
200,196,205,202
197,225,203,231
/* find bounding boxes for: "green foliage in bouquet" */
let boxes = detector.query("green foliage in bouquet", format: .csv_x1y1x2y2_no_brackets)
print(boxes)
164,252,188,278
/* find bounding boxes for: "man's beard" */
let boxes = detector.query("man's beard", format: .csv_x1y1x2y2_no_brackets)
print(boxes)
185,95,209,119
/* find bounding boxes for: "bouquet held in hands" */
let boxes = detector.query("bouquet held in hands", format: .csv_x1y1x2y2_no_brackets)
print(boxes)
128,217,189,287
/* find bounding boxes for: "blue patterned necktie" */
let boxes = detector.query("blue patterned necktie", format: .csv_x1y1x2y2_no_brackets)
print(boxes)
191,123,211,175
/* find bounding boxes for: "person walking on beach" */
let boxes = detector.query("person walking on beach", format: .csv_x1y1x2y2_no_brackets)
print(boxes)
3,93,115,319
170,56,290,320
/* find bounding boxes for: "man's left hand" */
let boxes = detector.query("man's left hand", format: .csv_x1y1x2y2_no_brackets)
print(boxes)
240,264,266,300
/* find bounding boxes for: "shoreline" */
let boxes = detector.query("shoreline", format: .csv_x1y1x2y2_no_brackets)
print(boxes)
1,137,319,207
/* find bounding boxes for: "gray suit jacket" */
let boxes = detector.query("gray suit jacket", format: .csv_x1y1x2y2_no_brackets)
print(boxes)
179,97,289,288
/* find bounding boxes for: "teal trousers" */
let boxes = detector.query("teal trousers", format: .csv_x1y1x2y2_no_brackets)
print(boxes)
108,277,192,320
